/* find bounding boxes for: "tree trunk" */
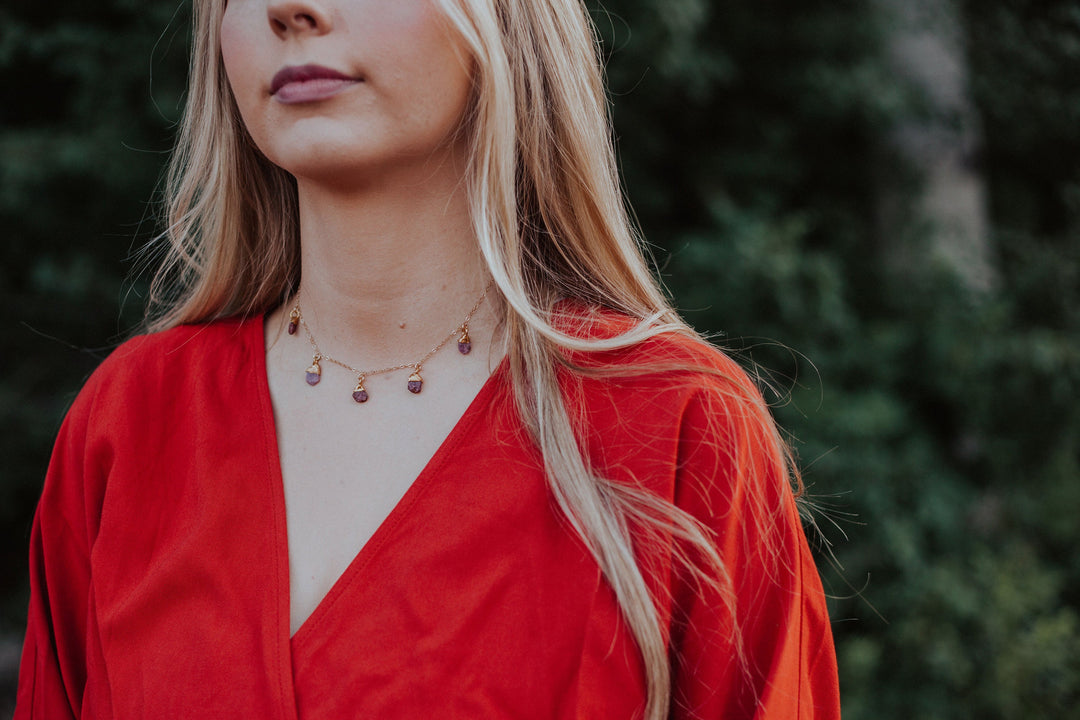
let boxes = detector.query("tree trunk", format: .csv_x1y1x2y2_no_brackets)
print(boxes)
875,0,995,291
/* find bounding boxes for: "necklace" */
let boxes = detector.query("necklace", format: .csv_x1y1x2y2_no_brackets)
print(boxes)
286,285,491,403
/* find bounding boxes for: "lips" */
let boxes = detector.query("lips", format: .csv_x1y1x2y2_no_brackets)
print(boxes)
270,64,361,104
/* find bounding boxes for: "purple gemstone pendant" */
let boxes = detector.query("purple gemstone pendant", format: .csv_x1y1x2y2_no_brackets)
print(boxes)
407,371,423,394
305,359,322,386
352,377,369,403
457,327,472,355
287,321,298,335
288,307,301,336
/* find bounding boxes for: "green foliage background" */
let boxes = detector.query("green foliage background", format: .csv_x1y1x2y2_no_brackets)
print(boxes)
2,0,1077,716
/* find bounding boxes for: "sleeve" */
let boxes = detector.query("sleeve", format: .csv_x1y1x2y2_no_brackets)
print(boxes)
15,378,110,720
668,376,840,719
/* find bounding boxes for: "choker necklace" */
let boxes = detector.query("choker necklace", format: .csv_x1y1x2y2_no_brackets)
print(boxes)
286,285,491,403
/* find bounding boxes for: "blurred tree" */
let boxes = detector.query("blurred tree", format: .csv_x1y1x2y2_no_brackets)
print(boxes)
874,0,994,291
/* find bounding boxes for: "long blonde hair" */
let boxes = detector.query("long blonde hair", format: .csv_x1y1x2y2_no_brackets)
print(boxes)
149,1,799,716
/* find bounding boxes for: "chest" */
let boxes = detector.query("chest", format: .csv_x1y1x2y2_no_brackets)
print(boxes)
88,375,651,719
267,356,501,636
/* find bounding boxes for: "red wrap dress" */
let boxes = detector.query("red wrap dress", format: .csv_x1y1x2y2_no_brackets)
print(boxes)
16,316,840,719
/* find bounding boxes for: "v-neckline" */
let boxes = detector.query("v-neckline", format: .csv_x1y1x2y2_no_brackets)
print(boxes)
250,316,509,649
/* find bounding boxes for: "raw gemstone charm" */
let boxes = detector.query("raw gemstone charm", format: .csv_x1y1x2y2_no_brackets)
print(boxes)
407,371,423,394
352,377,369,403
305,359,322,386
288,307,301,335
457,326,472,355
287,320,298,335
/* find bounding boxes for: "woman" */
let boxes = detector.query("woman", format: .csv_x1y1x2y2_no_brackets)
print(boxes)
16,0,840,718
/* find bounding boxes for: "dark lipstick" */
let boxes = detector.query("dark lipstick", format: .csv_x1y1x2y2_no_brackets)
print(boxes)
270,64,360,104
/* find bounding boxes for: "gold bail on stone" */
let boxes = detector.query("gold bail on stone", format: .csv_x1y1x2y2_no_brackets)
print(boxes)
352,375,369,403
407,369,423,394
457,325,472,355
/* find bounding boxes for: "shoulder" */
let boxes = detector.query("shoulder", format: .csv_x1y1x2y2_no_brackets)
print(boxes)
46,316,264,506
37,317,262,541
61,316,262,441
77,317,259,404
556,305,780,491
90,316,257,384
554,303,768,419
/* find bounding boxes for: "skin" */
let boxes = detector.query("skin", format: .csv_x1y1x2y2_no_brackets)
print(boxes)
220,0,502,635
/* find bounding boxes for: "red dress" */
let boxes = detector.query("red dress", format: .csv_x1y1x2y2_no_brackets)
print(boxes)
16,316,840,719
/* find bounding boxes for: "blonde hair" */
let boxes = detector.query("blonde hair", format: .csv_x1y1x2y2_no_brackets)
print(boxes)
149,1,800,716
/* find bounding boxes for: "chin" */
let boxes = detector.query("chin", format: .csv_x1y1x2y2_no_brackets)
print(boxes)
269,137,468,191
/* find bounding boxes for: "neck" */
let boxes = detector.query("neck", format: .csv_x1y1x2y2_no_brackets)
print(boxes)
286,150,494,365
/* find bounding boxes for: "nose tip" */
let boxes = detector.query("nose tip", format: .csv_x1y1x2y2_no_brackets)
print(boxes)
267,1,333,37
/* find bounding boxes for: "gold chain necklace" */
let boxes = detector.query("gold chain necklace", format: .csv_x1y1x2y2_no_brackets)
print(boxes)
287,285,491,403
